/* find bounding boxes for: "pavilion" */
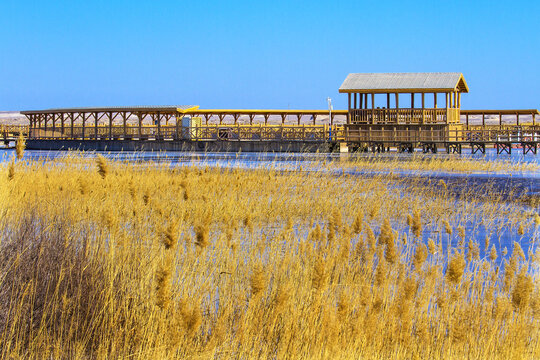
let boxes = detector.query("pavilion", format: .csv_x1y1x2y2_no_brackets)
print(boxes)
339,72,469,125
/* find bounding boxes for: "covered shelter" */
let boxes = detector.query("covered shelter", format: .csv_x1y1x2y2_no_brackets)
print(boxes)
339,72,469,124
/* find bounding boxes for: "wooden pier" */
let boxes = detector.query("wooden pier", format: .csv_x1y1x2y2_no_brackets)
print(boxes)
14,72,540,154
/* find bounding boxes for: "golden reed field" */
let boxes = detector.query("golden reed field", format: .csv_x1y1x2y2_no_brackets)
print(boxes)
0,142,539,359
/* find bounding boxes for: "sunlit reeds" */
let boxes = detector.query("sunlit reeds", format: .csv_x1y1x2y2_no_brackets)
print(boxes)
0,153,537,359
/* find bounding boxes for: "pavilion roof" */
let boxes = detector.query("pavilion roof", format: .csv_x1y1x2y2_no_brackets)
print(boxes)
339,73,469,94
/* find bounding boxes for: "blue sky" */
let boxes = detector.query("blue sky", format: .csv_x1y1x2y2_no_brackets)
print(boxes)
1,0,538,111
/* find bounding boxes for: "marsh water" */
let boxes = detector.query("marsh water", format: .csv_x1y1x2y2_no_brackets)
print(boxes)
1,148,539,261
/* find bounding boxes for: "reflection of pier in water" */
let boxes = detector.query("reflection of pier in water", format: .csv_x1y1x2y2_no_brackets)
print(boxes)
17,73,540,154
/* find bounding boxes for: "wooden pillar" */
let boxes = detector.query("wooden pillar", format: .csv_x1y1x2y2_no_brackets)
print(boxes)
421,93,425,124
60,113,65,137
359,93,363,109
281,114,286,124
348,93,351,124
94,112,98,140
312,114,316,125
371,93,375,124
516,113,520,126
434,93,437,108
445,93,449,109
123,112,127,138
249,114,254,125
411,93,415,108
69,113,74,138
395,93,399,109
387,93,390,109
364,94,368,109
482,113,485,127
458,92,461,108
44,113,48,133
138,112,142,139
157,112,162,139
264,114,269,125
109,111,113,140
81,113,86,139
533,112,536,126
296,114,301,125
353,93,357,109
466,113,469,130
51,113,56,136
499,113,502,130
233,114,239,125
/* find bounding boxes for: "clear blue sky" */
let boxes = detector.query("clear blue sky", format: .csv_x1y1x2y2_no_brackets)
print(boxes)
1,0,538,111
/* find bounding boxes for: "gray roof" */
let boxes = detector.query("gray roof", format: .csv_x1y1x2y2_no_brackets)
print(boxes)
21,105,198,114
339,73,469,93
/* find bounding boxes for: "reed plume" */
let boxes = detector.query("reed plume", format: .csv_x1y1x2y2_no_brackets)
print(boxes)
446,253,465,284
96,155,109,179
15,133,25,160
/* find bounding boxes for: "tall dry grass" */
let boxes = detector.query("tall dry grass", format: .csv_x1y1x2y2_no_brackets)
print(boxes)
0,153,538,359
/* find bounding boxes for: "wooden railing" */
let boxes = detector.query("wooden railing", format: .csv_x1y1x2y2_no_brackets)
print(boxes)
1,125,29,135
26,124,540,144
345,126,540,143
29,125,346,142
349,108,459,125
